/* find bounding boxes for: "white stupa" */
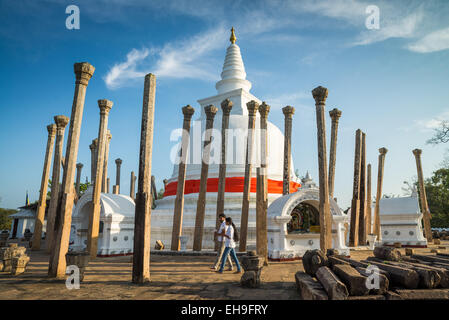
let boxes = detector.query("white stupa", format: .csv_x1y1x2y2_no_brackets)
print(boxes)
151,28,301,250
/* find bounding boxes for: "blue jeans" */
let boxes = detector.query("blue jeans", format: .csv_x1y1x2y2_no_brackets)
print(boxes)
219,247,241,272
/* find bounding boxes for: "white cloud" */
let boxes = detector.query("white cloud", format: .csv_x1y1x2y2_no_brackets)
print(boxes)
104,26,227,89
352,11,423,46
407,27,449,53
415,110,449,131
104,48,149,89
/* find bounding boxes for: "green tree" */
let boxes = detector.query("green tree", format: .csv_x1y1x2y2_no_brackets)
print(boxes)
425,168,449,228
0,208,18,230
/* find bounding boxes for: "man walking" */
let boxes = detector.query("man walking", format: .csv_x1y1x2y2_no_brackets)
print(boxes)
211,213,233,271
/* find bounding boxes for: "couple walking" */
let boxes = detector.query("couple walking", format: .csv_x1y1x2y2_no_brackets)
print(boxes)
211,214,242,274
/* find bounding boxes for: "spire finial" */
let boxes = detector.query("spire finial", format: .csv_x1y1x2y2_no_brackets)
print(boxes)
230,27,236,44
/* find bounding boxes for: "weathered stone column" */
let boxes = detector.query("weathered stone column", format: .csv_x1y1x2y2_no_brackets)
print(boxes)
366,163,372,235
358,132,367,245
75,163,83,197
163,179,168,189
257,102,270,266
87,99,113,259
413,149,433,242
44,115,69,252
171,105,195,251
89,139,98,183
312,86,333,252
132,73,156,284
151,175,157,202
114,158,122,194
282,105,295,195
239,100,259,253
107,178,110,193
328,108,342,198
349,129,362,247
373,147,388,240
31,124,57,250
48,62,95,278
130,171,136,200
215,99,233,251
193,105,218,251
102,131,112,193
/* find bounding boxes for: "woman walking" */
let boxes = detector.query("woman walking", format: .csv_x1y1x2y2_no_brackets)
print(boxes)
216,217,242,274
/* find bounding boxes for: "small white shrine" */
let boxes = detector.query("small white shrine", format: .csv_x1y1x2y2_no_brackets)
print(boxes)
69,186,135,256
379,194,427,248
267,173,350,260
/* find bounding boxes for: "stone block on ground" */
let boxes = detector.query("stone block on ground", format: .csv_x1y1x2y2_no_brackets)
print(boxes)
302,249,328,276
373,246,402,261
294,271,328,300
11,255,30,275
240,251,263,288
405,248,414,256
333,264,369,296
315,266,348,300
434,239,441,245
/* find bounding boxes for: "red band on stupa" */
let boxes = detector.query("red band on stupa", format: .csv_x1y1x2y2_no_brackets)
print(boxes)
163,177,301,197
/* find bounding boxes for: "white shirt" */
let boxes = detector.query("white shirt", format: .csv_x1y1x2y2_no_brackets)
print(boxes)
224,225,236,248
217,221,226,242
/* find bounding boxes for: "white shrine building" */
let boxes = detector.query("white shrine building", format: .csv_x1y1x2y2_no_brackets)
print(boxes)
69,186,135,256
378,194,427,248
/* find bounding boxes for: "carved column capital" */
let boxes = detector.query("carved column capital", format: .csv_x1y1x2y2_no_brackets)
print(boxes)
379,147,388,155
412,148,422,157
246,100,259,116
47,124,57,136
312,86,329,104
98,99,113,115
74,62,95,86
76,163,83,169
182,105,195,120
221,99,233,115
54,115,69,133
329,108,342,122
115,158,123,166
204,105,218,120
282,105,295,118
259,102,270,118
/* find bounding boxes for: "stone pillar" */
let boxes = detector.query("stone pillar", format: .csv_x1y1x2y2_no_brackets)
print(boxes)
107,178,110,193
48,62,95,278
349,129,362,247
193,105,218,251
87,99,113,259
31,124,57,250
132,73,156,284
366,163,372,235
44,115,69,252
114,158,122,194
358,132,367,245
163,179,168,189
75,163,83,197
239,100,259,253
312,86,333,252
215,99,233,251
102,131,112,193
282,106,295,195
257,102,270,266
373,147,388,240
89,139,98,183
151,175,157,201
413,149,433,242
171,105,195,251
130,171,136,200
328,108,342,198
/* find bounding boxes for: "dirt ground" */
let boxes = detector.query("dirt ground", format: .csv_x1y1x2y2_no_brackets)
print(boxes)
0,241,447,300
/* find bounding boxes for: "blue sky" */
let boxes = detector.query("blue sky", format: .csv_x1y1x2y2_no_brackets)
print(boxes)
1,0,449,210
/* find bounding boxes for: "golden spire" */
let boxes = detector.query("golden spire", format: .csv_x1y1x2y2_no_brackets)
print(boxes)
230,27,236,44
